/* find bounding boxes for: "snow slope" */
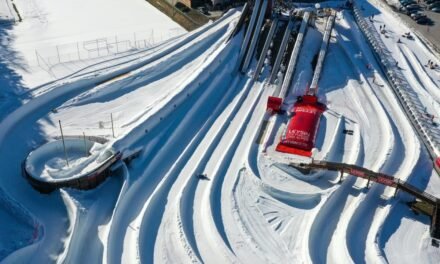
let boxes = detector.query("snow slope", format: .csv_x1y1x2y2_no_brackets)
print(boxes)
1,2,440,264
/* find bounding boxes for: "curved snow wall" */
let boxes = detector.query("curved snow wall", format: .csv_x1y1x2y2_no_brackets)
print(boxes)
23,140,121,194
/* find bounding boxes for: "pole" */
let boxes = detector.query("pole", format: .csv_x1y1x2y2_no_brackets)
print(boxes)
35,50,40,67
134,32,137,49
56,45,61,63
115,35,119,53
111,113,115,138
83,132,88,157
59,120,69,167
77,42,81,60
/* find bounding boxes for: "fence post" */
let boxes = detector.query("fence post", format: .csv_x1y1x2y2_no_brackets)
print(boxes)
35,50,40,67
77,42,81,60
56,45,61,63
134,32,137,49
97,39,100,57
106,38,110,55
115,35,119,53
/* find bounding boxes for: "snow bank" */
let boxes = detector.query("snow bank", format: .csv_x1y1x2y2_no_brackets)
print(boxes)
25,139,115,182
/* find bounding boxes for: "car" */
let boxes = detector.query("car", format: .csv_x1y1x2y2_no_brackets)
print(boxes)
406,3,420,8
400,0,415,5
425,0,439,4
428,2,440,8
431,6,440,12
405,6,421,14
401,1,416,6
416,16,431,24
402,8,419,16
410,10,425,16
411,11,426,19
401,1,415,4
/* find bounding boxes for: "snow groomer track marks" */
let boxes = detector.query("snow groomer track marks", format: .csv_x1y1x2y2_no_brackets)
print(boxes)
1,0,440,263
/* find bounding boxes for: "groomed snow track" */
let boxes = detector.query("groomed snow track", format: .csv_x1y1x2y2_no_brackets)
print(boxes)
2,3,440,264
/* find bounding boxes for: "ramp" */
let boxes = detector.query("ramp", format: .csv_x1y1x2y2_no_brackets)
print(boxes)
253,17,279,80
309,13,335,95
237,0,262,70
269,17,294,84
276,11,310,98
227,1,251,41
241,0,268,73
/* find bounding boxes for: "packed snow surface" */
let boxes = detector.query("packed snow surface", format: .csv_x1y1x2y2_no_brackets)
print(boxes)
0,0,440,263
25,139,116,181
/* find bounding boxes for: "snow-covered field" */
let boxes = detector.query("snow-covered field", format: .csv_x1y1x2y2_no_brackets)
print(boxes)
1,0,440,263
2,0,185,88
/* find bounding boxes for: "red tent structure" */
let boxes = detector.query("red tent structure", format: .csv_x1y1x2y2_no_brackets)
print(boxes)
276,95,326,157
267,96,283,113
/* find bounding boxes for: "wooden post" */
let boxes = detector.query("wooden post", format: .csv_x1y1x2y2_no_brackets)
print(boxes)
366,176,371,189
339,171,343,183
59,120,69,167
111,113,115,138
393,187,398,197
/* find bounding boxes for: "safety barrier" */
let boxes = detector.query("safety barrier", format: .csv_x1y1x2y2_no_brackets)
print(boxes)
351,4,440,176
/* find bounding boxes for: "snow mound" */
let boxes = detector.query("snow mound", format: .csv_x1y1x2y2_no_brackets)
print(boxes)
25,139,115,182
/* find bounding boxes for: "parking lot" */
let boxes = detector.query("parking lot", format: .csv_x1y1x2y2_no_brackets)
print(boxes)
387,0,440,52
397,10,440,49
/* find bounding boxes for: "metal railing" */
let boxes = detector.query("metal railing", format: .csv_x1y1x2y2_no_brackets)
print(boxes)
351,4,440,175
